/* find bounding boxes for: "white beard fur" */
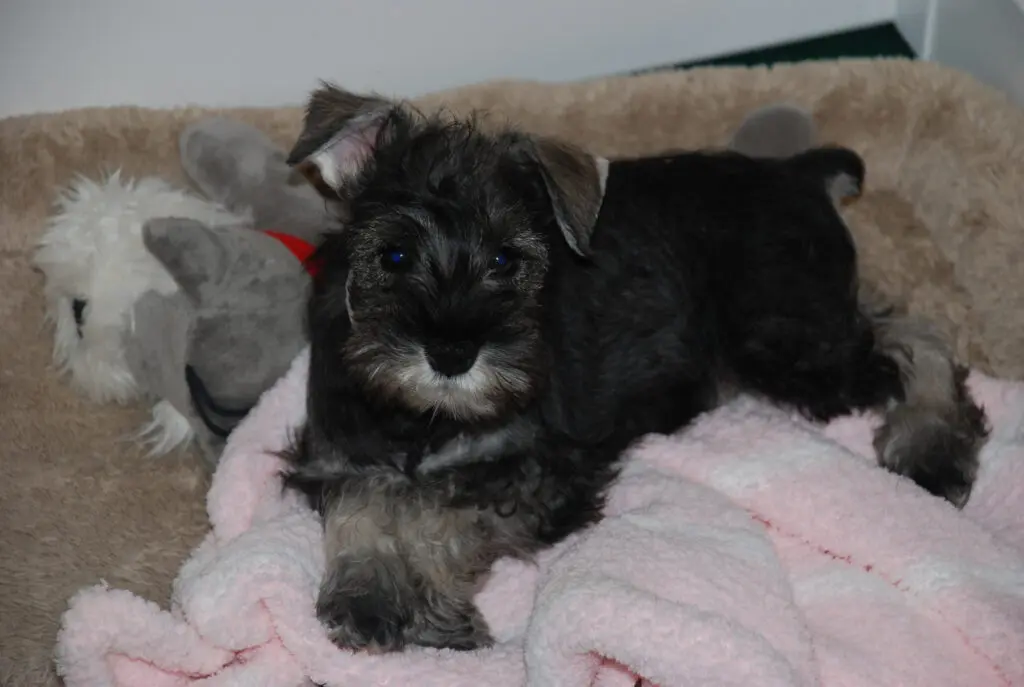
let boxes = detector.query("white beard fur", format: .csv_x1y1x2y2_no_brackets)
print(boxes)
33,170,249,455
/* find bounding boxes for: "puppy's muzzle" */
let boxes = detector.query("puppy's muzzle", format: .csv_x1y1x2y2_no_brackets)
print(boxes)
425,340,479,377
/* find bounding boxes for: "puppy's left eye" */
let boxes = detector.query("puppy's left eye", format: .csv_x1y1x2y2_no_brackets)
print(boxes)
380,247,414,273
490,249,520,277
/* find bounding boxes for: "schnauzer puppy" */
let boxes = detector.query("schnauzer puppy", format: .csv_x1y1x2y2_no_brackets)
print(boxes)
282,84,988,653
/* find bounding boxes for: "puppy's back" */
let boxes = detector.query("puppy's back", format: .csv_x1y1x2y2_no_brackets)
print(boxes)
541,147,863,445
586,147,860,269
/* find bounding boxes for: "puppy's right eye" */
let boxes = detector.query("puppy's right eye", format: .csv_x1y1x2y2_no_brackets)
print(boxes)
489,247,521,278
379,247,414,273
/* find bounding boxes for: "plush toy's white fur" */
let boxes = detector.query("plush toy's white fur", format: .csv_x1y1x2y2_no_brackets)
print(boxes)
33,171,248,455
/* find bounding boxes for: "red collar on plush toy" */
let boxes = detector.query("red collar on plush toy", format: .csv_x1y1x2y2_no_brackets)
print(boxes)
263,231,322,277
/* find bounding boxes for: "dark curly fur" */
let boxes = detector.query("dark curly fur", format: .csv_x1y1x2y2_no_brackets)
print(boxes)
281,84,989,653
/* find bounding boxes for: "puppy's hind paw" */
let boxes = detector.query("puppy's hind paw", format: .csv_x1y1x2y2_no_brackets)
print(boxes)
874,404,988,509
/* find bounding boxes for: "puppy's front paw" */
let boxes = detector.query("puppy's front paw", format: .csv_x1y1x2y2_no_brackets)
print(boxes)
407,594,494,651
316,559,411,653
318,592,408,653
316,563,494,653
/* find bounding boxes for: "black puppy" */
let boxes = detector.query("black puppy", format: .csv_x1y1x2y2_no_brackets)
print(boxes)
282,84,988,653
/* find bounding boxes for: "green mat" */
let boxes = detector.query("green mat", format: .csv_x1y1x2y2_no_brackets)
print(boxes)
636,22,914,74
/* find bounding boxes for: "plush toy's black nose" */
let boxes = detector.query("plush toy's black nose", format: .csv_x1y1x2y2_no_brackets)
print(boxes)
425,340,479,377
72,298,87,337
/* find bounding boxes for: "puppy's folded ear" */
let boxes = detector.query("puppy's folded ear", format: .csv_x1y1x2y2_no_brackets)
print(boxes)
527,137,608,258
286,83,396,198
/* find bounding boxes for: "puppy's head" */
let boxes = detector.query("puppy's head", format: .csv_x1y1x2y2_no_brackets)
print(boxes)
289,83,608,420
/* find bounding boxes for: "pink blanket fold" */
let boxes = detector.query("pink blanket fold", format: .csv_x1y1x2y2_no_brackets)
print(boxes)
56,348,1024,687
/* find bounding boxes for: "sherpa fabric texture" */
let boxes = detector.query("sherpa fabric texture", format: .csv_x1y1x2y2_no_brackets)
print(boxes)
55,348,1024,687
1,58,1023,685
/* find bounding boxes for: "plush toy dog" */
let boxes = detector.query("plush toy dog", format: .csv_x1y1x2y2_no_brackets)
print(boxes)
33,119,329,466
34,103,823,468
33,172,249,457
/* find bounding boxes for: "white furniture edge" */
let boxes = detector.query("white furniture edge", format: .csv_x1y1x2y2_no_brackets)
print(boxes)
896,0,1024,105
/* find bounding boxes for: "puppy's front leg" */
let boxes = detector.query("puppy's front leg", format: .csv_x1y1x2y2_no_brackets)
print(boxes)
393,496,498,651
317,470,495,652
317,548,412,653
316,471,415,653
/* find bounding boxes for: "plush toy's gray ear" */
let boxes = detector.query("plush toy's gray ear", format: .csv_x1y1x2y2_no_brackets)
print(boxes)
143,218,230,304
729,104,864,205
286,82,397,198
527,137,609,258
179,117,330,245
729,104,817,159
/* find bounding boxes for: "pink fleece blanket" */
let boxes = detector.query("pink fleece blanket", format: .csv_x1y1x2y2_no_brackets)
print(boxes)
56,348,1024,687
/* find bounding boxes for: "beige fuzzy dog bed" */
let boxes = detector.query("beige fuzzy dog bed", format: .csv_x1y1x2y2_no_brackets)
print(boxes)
1,58,1023,685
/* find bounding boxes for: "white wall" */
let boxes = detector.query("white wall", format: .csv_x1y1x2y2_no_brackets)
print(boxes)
0,0,896,118
896,0,1024,105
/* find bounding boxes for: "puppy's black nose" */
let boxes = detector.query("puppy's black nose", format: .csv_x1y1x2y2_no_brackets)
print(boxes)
425,340,479,377
72,298,87,338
